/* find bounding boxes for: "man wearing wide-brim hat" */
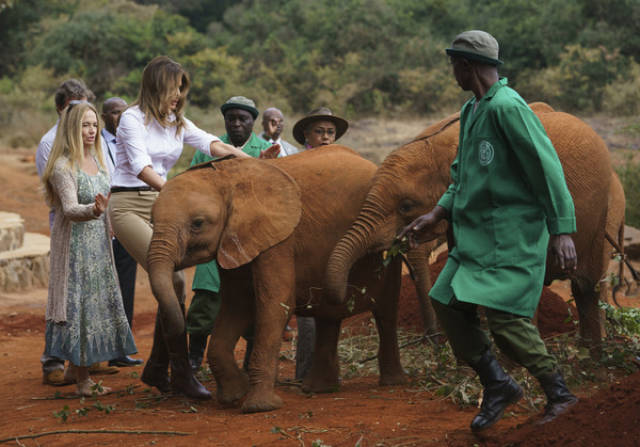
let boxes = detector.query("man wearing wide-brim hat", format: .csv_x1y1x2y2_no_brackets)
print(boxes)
400,30,579,432
292,107,348,149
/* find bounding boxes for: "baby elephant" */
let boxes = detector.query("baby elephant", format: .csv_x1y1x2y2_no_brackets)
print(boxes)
147,146,407,413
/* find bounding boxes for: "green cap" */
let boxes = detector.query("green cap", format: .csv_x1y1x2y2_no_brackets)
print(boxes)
221,96,259,119
445,30,503,66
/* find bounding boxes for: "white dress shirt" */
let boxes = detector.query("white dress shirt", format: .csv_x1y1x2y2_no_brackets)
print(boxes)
36,121,59,178
112,105,220,188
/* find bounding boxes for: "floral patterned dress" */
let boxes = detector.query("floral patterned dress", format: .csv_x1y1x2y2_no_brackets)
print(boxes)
45,165,137,366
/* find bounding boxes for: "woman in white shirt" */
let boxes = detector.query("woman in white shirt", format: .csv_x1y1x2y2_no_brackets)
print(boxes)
109,56,249,399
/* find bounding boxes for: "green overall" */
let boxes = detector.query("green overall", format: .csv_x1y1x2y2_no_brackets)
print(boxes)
430,79,576,375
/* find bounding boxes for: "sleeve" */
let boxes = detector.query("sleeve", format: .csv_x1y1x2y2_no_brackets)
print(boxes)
497,104,576,234
117,110,153,176
183,117,220,158
36,137,52,178
50,162,97,222
436,127,462,213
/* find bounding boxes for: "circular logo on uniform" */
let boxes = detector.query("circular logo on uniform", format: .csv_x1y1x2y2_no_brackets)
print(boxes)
478,140,494,166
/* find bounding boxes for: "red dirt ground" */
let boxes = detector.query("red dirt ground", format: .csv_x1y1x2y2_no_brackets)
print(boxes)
0,149,638,446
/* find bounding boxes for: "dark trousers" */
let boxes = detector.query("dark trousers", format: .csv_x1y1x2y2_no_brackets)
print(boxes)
113,237,137,329
431,297,558,378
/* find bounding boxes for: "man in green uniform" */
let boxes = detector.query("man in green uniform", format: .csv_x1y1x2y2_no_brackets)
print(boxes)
187,96,278,371
401,30,578,431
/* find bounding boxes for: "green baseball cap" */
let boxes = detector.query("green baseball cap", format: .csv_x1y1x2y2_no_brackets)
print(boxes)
446,30,503,66
220,96,259,119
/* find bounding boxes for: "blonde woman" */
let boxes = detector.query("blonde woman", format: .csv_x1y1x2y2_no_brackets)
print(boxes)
42,102,137,397
109,56,257,399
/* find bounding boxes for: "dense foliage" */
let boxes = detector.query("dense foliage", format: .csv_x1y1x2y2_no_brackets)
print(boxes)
1,0,639,143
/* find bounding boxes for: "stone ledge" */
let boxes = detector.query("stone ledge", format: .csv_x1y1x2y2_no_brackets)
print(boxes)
0,211,25,253
0,232,50,292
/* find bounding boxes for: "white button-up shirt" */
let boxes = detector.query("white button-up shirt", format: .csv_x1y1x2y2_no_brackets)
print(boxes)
36,121,59,178
112,105,220,188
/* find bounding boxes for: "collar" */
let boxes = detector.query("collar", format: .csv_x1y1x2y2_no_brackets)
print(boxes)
483,77,508,101
102,128,116,142
260,132,281,145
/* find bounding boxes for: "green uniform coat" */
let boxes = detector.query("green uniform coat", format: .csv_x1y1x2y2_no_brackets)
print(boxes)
190,132,272,292
430,78,576,318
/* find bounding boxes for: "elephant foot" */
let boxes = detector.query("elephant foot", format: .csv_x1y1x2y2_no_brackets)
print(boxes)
301,375,341,394
141,363,170,393
171,373,212,400
216,371,250,406
379,371,409,386
241,389,283,413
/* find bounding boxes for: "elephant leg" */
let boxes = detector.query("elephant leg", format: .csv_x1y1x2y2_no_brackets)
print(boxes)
302,318,341,394
372,258,408,386
241,243,295,413
407,242,440,337
141,270,187,393
209,274,253,406
571,275,605,356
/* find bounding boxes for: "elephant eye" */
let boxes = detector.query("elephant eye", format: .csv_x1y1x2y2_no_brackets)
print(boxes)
191,217,205,231
399,199,415,214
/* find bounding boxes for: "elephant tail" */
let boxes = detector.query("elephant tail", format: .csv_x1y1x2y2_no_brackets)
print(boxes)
605,229,640,305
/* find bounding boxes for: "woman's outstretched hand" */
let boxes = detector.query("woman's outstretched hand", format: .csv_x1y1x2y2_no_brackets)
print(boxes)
93,192,111,217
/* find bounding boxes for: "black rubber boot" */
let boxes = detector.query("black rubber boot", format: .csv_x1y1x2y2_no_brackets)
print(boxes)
469,350,523,432
537,371,578,424
166,330,212,400
188,333,209,372
141,314,171,393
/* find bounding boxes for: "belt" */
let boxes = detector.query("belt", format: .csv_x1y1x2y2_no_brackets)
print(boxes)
110,186,155,193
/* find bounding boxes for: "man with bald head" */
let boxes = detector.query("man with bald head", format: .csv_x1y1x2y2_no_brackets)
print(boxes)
259,107,299,156
101,97,143,367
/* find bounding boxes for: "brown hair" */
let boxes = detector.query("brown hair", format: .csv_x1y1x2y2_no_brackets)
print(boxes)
42,102,105,205
132,56,190,134
54,79,95,112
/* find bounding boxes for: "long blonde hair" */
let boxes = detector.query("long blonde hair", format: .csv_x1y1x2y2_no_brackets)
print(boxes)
131,55,190,134
42,102,105,205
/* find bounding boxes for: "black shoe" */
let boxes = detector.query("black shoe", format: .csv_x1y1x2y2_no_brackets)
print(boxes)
469,350,523,432
109,356,144,367
537,371,578,424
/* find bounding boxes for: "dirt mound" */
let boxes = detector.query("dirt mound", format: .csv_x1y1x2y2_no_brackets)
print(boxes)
477,371,640,447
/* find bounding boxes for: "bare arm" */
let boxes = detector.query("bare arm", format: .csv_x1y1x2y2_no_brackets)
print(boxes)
398,205,449,249
137,166,166,191
211,140,251,159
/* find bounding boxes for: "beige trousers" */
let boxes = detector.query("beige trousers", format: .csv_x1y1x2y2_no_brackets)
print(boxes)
108,190,158,270
109,189,186,300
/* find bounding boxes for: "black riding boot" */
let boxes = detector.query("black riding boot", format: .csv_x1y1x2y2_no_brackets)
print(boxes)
166,330,212,400
469,349,523,432
188,333,209,372
141,314,171,392
537,371,578,424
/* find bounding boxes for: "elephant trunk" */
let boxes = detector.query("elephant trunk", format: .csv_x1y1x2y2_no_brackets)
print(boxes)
148,232,185,338
326,199,390,304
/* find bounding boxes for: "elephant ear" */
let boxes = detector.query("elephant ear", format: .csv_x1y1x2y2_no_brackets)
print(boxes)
217,160,301,269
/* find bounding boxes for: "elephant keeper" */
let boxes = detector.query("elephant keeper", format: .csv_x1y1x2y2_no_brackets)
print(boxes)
400,30,579,432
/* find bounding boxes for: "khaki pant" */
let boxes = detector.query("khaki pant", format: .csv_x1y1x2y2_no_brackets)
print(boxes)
108,190,158,270
109,189,186,301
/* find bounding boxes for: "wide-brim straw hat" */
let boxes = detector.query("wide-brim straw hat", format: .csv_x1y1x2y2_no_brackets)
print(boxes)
292,107,349,145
